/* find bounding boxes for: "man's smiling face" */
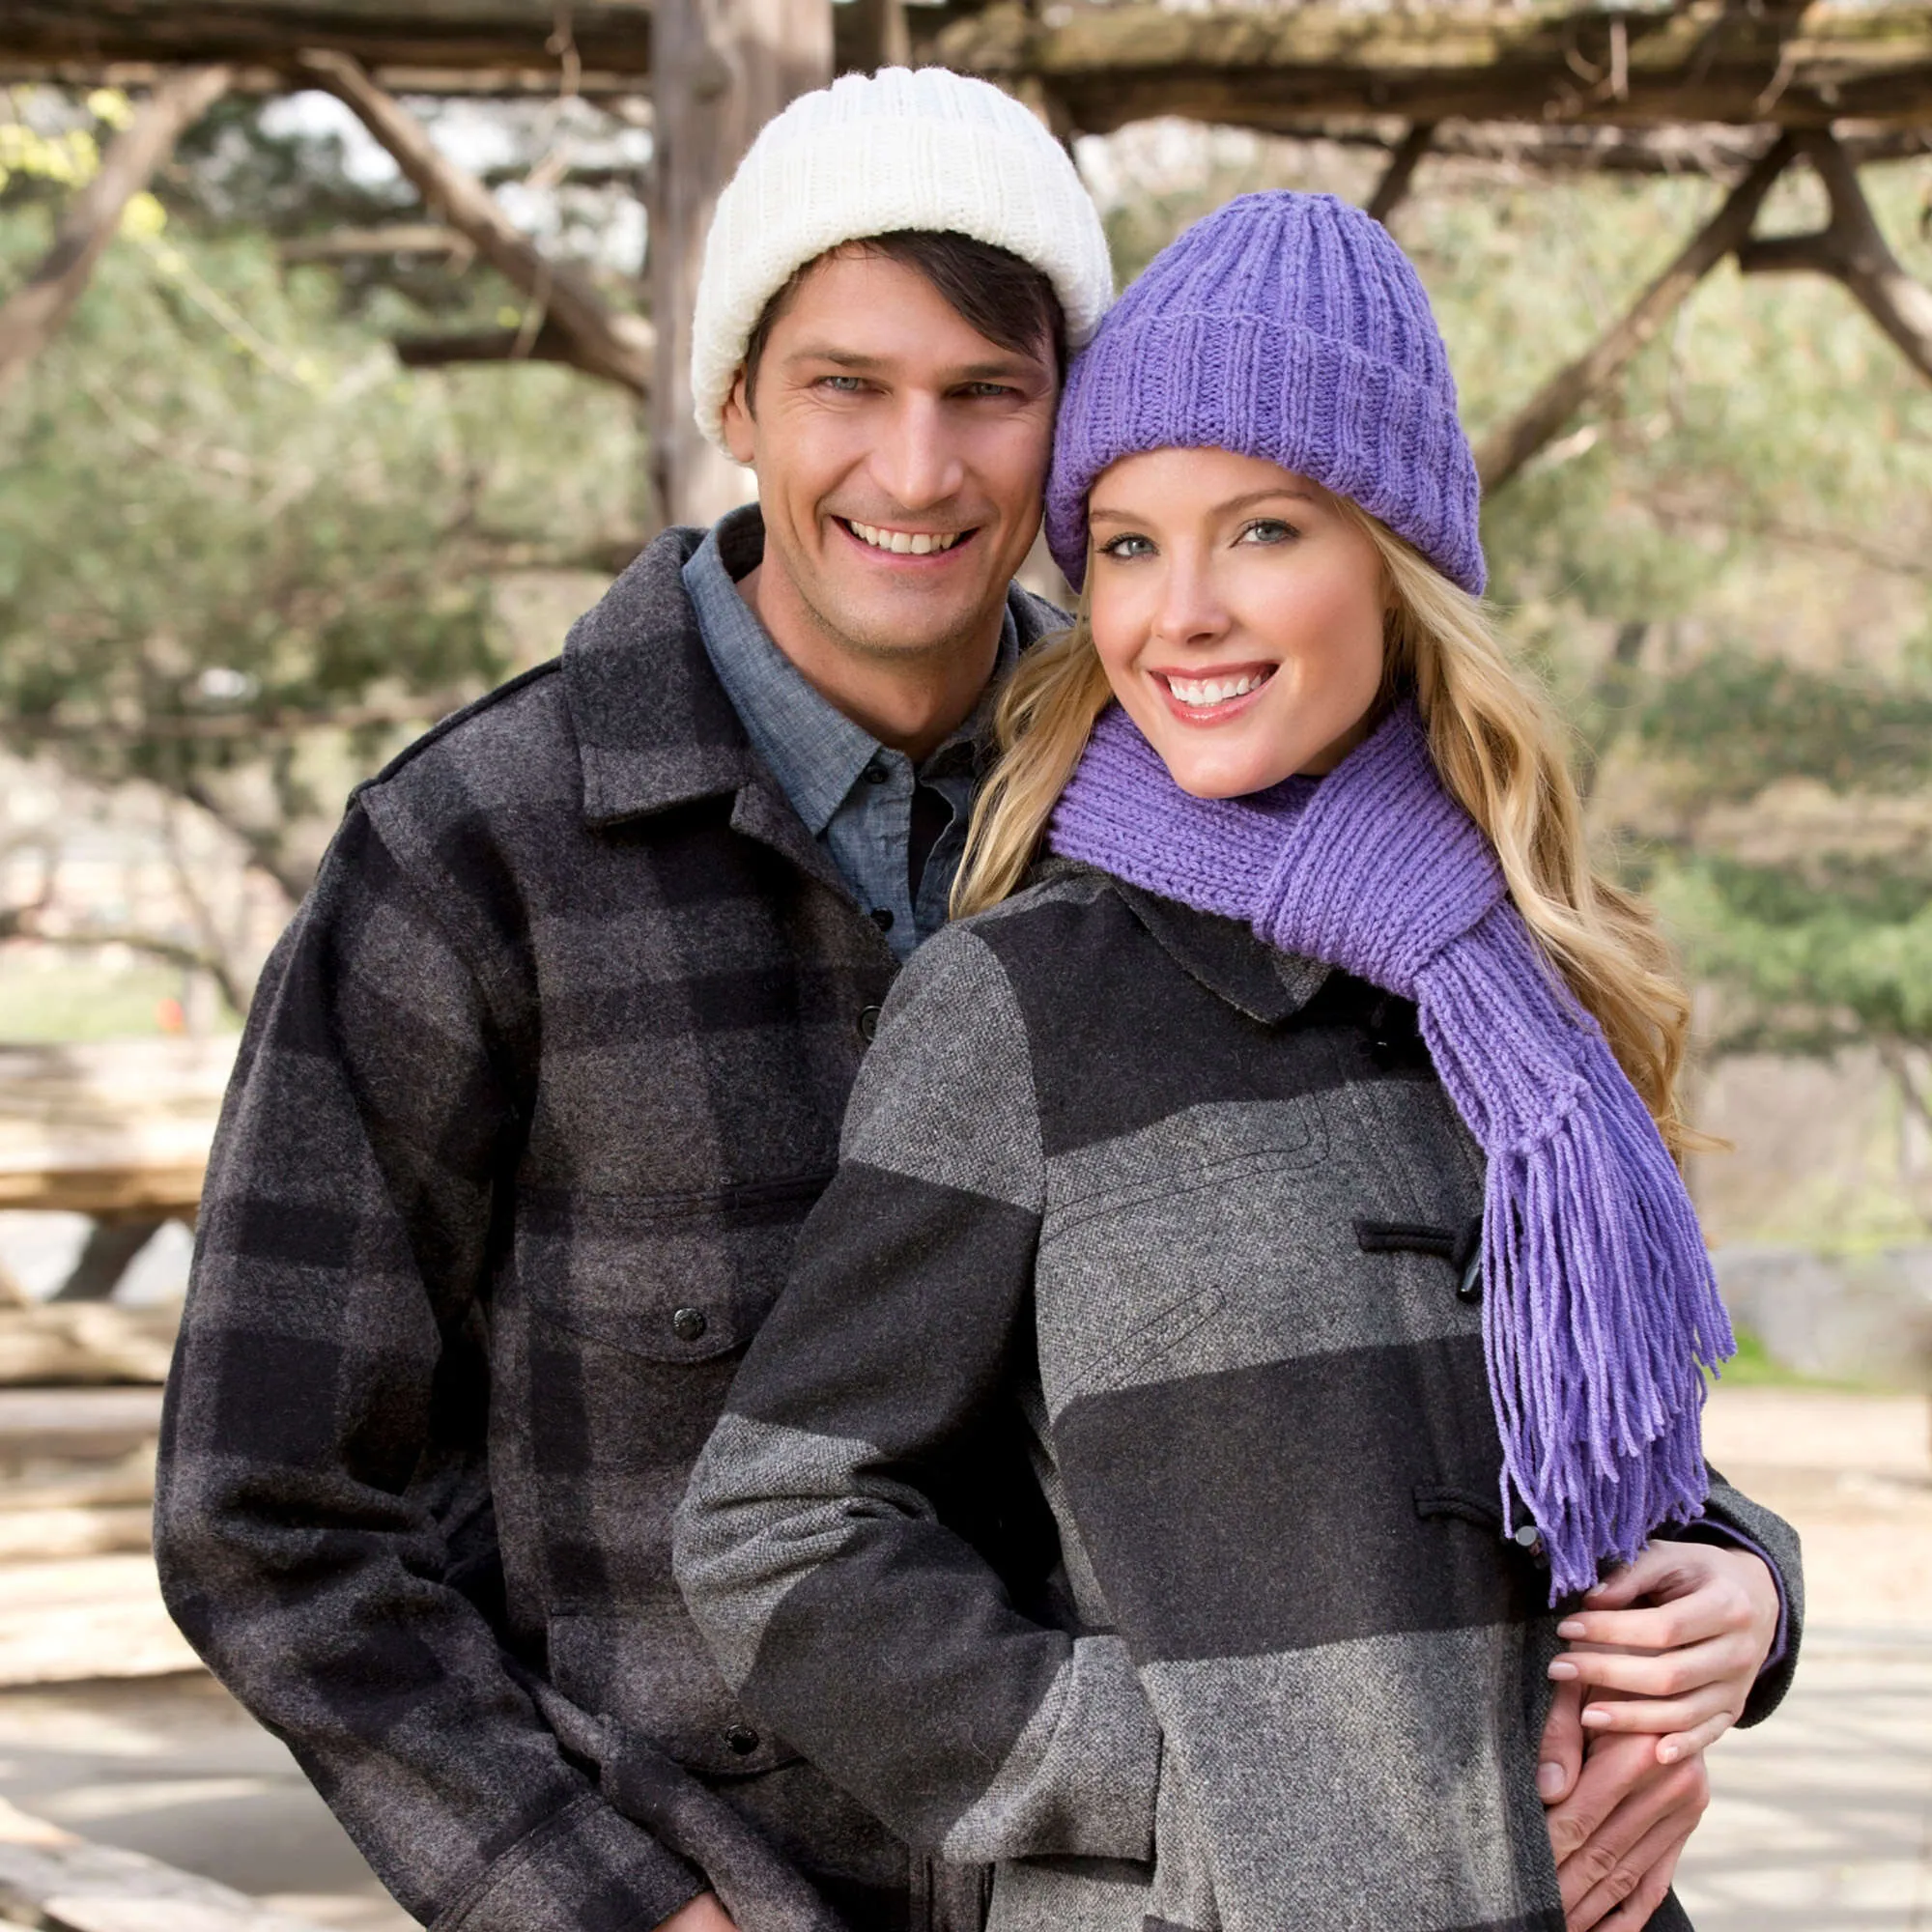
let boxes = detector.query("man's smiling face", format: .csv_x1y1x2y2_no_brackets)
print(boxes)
720,245,1059,671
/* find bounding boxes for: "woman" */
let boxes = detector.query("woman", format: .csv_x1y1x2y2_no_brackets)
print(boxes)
674,193,1798,1932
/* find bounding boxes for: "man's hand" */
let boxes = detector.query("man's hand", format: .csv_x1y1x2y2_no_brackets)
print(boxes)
1548,1542,1780,1762
657,1895,738,1932
1543,1698,1709,1932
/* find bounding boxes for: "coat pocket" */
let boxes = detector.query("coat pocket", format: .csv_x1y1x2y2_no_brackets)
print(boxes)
517,1174,833,1363
500,1177,830,1611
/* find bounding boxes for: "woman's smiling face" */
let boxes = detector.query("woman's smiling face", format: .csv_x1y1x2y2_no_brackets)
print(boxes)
1085,446,1389,798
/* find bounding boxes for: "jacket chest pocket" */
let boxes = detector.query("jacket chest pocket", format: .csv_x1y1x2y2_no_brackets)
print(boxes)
499,1176,830,1603
1035,1101,1329,1414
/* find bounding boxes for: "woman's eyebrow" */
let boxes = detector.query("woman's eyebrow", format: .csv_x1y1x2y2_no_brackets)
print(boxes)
1218,486,1320,511
1090,486,1320,527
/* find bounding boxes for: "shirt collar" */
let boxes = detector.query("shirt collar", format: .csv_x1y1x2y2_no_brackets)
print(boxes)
684,505,1021,833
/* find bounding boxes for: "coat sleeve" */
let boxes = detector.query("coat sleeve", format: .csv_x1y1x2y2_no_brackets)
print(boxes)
154,801,704,1932
1669,1470,1804,1727
674,922,1164,1868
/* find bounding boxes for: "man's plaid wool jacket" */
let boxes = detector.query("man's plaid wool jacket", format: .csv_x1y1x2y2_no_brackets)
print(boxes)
153,525,1064,1932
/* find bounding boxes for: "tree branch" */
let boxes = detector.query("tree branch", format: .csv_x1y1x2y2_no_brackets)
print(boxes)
1737,129,1932,382
1365,121,1435,225
392,319,654,383
15,924,243,1011
1476,134,1795,495
0,65,232,398
176,777,310,907
296,48,653,397
280,223,473,265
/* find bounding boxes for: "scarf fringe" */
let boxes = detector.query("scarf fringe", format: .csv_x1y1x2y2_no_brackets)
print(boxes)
1418,927,1733,1602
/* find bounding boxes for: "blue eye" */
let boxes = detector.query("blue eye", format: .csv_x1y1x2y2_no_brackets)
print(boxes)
1239,519,1298,546
819,375,865,393
1098,532,1155,560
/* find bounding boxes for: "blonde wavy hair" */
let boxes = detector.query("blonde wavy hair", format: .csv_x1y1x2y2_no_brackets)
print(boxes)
952,499,1698,1157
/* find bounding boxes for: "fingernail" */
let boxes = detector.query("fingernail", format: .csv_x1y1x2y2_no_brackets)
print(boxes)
1537,1761,1566,1799
1556,1618,1586,1638
1659,1743,1679,1763
1548,1659,1578,1680
1581,1706,1611,1726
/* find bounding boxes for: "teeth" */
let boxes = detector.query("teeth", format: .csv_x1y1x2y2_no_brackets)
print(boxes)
848,521,961,554
1166,672,1267,707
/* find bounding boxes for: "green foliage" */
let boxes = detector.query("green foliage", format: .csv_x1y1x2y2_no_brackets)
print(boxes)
0,176,643,902
1655,858,1932,1051
1635,651,1932,799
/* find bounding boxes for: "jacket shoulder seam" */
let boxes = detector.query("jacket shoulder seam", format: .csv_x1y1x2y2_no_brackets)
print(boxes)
354,659,562,798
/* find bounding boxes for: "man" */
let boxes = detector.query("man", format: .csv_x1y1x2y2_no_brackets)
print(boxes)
156,66,1791,1932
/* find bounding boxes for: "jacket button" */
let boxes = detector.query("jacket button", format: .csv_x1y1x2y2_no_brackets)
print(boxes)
869,907,895,931
857,1005,882,1041
671,1306,708,1342
724,1723,760,1755
862,759,890,785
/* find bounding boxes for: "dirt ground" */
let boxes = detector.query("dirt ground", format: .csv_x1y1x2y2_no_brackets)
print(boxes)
1,1382,1926,1932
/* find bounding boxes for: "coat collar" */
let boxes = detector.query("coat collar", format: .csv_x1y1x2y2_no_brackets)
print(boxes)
561,525,758,828
1111,877,1330,1025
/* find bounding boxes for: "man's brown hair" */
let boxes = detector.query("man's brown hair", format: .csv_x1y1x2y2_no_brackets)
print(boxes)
739,229,1067,410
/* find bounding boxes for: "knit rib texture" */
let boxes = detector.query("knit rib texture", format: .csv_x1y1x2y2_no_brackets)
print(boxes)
1049,703,1733,1601
1045,191,1486,596
691,67,1115,455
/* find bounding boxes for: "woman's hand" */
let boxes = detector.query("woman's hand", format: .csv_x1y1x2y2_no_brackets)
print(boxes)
656,1896,738,1932
1548,1541,1781,1763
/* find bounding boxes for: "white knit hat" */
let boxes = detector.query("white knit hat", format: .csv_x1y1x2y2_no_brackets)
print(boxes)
690,67,1114,453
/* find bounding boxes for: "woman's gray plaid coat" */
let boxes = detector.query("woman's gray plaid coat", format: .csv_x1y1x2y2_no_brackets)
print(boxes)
675,866,1803,1932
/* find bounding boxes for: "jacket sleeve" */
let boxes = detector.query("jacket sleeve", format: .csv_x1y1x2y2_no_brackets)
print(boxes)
673,923,1163,1868
155,801,703,1932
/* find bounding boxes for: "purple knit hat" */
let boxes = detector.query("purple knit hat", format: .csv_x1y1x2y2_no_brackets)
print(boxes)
1045,191,1485,596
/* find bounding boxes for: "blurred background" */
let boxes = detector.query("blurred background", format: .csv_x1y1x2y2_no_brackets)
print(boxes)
0,3,1927,1927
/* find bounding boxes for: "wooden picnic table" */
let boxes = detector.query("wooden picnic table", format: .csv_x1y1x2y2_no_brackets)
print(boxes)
0,1037,235,1221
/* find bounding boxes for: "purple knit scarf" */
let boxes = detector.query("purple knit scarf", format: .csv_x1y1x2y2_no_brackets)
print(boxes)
1048,700,1733,1601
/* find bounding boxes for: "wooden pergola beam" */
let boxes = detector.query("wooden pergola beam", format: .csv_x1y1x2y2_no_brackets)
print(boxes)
1738,129,1932,382
0,1,652,94
1475,134,1796,494
392,317,660,382
1313,121,1927,184
297,49,654,397
937,0,1932,133
0,64,232,396
10,0,1932,128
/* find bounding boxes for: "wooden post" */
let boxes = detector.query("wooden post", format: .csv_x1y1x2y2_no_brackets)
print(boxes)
840,0,911,74
651,0,833,529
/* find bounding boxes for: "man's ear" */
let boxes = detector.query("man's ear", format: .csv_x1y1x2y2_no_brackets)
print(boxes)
721,368,756,465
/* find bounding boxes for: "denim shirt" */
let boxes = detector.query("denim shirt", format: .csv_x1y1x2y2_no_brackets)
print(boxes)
683,505,1019,962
